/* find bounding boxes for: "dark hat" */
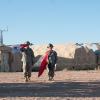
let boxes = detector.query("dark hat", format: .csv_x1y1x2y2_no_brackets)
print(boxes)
47,43,54,48
26,41,30,45
25,41,33,46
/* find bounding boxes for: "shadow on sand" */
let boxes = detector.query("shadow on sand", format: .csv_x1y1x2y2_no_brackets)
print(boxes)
0,81,100,97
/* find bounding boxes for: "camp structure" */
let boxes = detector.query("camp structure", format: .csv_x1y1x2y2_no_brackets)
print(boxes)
11,46,22,72
33,43,96,70
0,45,13,72
0,43,97,72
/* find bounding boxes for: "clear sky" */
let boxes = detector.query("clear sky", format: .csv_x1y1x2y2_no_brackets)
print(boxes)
0,0,100,45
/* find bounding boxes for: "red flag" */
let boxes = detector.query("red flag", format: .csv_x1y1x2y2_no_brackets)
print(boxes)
38,51,49,77
20,44,28,48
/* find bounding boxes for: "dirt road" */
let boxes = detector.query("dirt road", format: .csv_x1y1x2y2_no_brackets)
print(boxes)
0,70,100,100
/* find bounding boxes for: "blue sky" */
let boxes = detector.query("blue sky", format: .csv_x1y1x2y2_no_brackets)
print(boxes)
0,0,100,45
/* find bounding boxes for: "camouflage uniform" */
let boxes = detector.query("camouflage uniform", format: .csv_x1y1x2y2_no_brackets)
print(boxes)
21,47,34,80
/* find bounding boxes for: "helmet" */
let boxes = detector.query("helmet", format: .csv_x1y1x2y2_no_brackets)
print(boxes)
26,41,31,45
47,43,54,48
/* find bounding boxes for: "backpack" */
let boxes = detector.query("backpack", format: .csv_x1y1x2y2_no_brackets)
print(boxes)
48,50,57,65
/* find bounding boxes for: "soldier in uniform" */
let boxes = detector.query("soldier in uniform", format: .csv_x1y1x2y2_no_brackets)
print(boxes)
21,41,35,82
47,43,57,81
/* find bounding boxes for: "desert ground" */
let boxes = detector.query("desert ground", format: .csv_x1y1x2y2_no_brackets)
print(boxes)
0,70,100,100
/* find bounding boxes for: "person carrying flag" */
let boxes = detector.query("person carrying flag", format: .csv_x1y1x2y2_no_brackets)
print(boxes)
20,41,35,82
47,43,58,81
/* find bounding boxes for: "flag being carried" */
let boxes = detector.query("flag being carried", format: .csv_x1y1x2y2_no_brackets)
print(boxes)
38,51,49,77
38,43,57,81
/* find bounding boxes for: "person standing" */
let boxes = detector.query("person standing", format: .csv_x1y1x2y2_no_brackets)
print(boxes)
21,41,35,82
47,43,57,81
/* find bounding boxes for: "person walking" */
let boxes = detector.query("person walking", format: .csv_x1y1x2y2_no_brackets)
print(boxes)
21,41,35,82
47,43,57,81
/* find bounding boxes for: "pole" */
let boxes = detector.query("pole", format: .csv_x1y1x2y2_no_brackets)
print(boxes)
0,27,8,46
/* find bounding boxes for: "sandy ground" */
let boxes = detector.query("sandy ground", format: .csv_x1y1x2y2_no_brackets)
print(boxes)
0,70,100,100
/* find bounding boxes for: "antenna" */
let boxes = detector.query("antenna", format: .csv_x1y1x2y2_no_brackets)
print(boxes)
0,26,8,46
